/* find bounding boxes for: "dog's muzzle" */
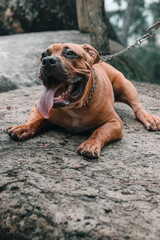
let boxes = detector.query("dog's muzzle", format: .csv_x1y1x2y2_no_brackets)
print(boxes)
42,56,58,69
37,56,87,118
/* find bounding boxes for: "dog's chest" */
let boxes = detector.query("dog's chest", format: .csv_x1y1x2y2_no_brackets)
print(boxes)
62,110,86,132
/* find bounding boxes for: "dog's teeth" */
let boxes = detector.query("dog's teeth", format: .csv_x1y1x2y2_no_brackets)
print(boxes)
65,101,70,105
68,84,73,92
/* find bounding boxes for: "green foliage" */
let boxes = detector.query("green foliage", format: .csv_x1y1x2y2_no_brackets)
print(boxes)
109,43,160,85
113,0,123,6
130,44,160,84
129,0,147,36
150,2,160,22
110,53,150,83
107,0,160,85
112,0,147,37
109,0,160,46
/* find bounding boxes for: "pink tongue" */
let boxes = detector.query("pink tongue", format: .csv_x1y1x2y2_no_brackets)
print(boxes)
37,84,63,119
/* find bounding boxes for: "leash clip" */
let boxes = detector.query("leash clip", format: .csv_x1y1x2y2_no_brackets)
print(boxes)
146,19,160,33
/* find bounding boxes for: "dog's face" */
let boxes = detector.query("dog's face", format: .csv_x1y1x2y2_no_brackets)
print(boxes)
38,43,100,111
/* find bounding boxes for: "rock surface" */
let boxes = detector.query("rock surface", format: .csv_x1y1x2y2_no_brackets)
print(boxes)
0,0,78,35
0,81,160,239
0,31,90,93
0,30,150,93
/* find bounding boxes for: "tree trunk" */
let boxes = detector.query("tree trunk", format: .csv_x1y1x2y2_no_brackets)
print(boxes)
85,0,110,55
76,0,120,43
76,0,89,32
121,0,134,47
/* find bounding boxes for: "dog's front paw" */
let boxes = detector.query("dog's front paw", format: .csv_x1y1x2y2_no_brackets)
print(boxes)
7,124,35,141
143,115,160,131
77,140,101,159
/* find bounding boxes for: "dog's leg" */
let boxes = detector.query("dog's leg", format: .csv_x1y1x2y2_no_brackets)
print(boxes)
77,119,123,159
112,71,160,131
7,103,45,140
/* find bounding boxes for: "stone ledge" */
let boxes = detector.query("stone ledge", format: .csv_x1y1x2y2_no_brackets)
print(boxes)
0,81,160,239
0,30,150,93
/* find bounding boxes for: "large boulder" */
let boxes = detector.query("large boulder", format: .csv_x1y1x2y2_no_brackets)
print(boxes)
0,0,78,35
0,31,89,93
0,82,160,239
0,31,150,93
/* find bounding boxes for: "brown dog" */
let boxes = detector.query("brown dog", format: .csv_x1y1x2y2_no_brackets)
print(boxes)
7,43,160,158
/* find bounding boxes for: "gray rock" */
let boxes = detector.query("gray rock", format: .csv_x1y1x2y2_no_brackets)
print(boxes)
0,31,90,93
0,30,150,93
0,0,78,35
0,81,160,239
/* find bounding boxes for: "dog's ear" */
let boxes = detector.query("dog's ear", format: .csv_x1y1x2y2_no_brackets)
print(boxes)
82,44,100,64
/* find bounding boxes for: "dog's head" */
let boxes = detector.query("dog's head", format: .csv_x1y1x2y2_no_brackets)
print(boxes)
38,43,100,119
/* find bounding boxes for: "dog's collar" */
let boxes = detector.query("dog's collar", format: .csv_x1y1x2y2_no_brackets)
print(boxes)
72,67,97,110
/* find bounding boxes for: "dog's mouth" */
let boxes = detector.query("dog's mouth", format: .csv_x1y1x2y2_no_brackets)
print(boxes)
37,75,86,119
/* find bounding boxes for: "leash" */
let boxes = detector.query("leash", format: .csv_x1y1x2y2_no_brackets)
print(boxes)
73,19,160,110
100,19,160,62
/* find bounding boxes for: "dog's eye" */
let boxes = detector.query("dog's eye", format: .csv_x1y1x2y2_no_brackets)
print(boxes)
66,50,77,57
63,48,81,59
41,49,50,59
41,52,47,59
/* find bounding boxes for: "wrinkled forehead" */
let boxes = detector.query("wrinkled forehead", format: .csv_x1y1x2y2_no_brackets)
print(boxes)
47,43,84,55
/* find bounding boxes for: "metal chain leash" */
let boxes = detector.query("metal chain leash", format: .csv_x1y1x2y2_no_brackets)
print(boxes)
100,18,160,62
73,19,160,110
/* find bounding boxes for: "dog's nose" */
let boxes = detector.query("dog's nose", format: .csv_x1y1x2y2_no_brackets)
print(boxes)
42,56,57,67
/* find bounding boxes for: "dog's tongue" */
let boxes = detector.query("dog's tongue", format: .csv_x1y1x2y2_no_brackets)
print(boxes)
37,84,63,119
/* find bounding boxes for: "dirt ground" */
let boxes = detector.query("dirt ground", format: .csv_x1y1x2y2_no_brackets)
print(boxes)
0,81,160,240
